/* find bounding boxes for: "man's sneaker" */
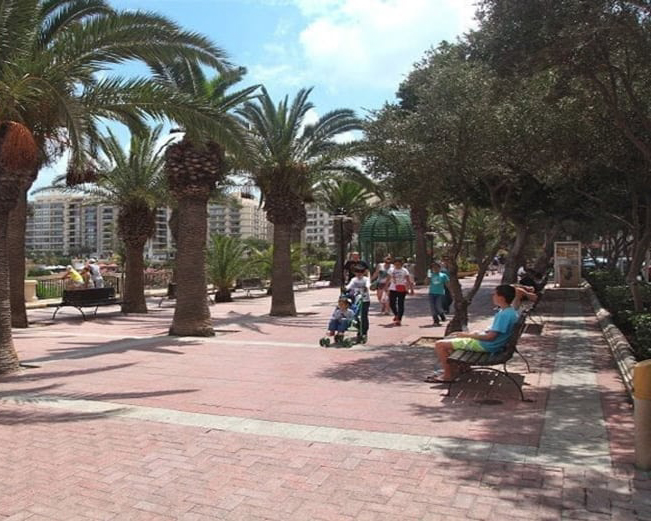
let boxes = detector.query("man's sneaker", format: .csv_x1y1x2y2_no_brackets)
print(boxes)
439,314,446,322
433,320,441,326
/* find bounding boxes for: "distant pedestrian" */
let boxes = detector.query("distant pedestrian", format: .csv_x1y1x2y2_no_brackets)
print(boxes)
343,251,369,284
426,262,449,326
371,255,392,314
387,258,414,326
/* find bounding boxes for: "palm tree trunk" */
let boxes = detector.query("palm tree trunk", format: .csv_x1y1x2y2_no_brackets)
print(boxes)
270,222,296,316
169,196,214,336
8,187,28,328
122,240,148,313
0,208,20,374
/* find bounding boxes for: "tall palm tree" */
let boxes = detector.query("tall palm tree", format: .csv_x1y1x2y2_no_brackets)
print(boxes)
0,122,39,374
239,87,362,316
41,126,170,313
0,0,232,373
313,178,377,287
164,68,258,337
2,0,231,327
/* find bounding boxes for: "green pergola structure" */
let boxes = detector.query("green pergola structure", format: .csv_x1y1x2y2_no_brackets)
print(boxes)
358,210,416,264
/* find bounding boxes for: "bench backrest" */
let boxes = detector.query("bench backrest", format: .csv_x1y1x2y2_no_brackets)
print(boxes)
63,287,115,304
487,311,528,363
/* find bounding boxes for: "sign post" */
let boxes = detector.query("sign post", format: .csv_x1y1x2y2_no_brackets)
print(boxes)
554,241,581,287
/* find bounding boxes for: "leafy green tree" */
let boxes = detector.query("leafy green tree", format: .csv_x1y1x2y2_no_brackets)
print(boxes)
239,87,362,316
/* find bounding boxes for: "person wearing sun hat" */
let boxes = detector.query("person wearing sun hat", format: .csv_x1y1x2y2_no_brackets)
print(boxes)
86,258,104,288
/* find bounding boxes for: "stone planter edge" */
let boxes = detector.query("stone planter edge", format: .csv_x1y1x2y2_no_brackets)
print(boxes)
586,284,636,400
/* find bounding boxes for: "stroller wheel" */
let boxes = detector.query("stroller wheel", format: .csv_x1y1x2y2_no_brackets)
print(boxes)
342,338,354,348
320,337,331,347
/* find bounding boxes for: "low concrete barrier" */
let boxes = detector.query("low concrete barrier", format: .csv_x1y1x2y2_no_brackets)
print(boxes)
587,286,636,400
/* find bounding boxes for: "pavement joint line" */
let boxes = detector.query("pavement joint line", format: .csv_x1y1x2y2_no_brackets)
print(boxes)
0,392,610,473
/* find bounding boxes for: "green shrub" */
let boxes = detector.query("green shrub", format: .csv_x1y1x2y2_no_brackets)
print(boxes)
27,268,52,277
586,269,625,293
631,313,651,361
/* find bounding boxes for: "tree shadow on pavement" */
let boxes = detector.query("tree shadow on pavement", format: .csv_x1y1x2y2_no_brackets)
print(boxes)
0,363,137,383
21,337,201,364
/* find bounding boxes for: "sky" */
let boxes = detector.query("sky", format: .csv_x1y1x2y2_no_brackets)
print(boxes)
32,0,478,193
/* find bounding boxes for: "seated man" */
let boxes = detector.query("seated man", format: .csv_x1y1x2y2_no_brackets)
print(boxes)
430,284,519,383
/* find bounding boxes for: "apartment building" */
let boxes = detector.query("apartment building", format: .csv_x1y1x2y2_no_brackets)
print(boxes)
26,193,118,257
27,192,269,260
304,204,335,247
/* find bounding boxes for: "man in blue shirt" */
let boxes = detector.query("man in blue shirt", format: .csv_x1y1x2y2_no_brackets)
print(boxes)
430,284,519,383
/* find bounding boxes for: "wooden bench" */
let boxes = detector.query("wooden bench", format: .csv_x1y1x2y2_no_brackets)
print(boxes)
447,311,531,401
50,287,121,320
240,277,267,297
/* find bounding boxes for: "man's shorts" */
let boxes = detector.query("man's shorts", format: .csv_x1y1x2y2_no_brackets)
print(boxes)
449,337,487,352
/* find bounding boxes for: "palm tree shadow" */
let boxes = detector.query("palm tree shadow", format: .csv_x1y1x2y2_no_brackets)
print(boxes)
0,363,137,383
0,407,130,425
22,337,199,364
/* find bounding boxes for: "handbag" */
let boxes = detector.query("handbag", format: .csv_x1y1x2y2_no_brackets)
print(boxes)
395,284,407,293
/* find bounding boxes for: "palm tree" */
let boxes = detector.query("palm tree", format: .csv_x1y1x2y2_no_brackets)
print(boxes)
41,126,170,313
0,122,39,373
164,68,258,337
206,235,251,302
1,0,233,330
238,87,362,316
313,178,377,287
0,0,232,373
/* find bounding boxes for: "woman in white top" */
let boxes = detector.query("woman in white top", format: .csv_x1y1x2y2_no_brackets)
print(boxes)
387,258,414,326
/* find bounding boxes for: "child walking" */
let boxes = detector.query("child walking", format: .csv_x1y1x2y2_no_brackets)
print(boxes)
346,266,371,343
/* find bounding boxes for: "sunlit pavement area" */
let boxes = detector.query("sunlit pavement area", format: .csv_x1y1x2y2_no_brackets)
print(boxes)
1,273,650,520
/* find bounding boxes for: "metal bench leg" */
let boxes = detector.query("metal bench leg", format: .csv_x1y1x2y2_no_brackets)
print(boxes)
52,306,60,320
514,348,531,373
75,306,87,320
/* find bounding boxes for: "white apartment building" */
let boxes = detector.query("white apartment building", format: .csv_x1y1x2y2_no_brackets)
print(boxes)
304,204,335,247
27,192,269,260
26,193,117,257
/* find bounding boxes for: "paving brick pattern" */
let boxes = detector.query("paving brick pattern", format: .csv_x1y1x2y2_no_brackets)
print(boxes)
0,274,649,520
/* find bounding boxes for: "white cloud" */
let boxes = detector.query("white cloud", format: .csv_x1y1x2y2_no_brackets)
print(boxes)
295,0,478,90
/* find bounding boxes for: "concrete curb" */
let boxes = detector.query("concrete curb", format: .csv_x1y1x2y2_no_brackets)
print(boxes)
587,285,636,400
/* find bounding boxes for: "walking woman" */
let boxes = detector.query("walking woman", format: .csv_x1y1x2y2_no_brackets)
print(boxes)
387,258,414,326
371,255,392,314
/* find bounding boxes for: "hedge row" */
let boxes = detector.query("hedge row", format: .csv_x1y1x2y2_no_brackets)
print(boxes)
585,269,651,361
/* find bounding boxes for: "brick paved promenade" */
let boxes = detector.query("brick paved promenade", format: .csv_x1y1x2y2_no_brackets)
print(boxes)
1,273,649,520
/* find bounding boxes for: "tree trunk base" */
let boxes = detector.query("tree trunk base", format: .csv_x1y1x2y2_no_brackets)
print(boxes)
121,304,148,314
269,304,297,316
169,323,215,337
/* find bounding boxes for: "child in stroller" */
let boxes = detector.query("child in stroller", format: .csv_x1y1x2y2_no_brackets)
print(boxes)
320,293,362,347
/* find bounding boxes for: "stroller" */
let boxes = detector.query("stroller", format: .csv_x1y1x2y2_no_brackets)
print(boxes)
319,292,363,348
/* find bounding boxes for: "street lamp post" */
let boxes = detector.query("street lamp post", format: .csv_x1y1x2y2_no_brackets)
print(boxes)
334,207,347,293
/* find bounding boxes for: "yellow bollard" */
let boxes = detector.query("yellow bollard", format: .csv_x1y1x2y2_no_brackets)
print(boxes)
634,360,651,470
